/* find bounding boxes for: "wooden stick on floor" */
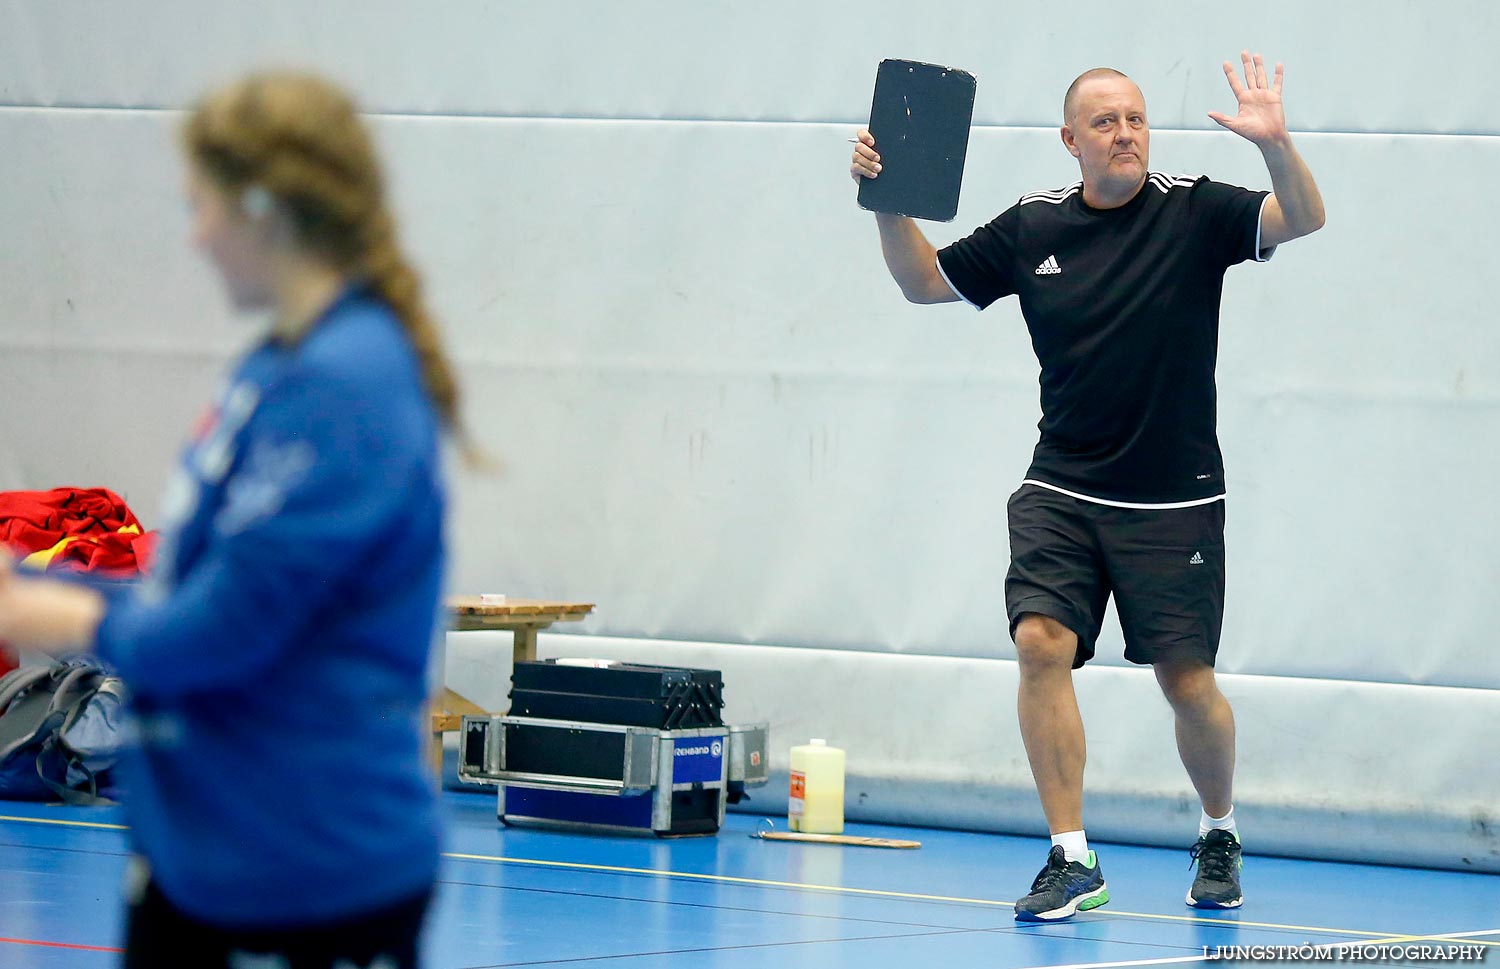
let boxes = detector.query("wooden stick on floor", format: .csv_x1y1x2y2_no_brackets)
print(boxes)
753,831,921,849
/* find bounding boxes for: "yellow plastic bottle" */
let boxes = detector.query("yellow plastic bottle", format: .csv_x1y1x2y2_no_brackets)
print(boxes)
788,738,845,834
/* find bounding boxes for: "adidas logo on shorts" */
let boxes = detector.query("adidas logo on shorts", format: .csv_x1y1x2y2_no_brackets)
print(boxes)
1189,552,1205,565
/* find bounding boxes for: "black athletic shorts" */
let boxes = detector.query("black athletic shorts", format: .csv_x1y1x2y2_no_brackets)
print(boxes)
124,864,432,969
1004,484,1226,669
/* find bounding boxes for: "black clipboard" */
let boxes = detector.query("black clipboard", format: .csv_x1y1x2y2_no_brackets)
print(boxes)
856,59,977,222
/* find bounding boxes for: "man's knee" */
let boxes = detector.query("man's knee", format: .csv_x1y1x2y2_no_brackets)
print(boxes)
1155,659,1222,712
1014,614,1078,669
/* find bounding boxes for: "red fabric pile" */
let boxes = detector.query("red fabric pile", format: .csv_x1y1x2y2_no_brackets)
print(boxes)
0,487,158,576
0,487,158,673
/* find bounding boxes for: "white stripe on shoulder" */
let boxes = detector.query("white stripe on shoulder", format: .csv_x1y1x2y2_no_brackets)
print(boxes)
1021,181,1082,197
1021,192,1080,205
1020,182,1082,206
1147,174,1201,195
1021,180,1082,196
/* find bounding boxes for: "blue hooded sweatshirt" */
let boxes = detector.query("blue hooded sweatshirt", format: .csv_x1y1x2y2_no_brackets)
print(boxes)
94,285,443,928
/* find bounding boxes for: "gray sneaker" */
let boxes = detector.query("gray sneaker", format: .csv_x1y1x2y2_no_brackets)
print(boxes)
1015,845,1110,922
1187,829,1243,909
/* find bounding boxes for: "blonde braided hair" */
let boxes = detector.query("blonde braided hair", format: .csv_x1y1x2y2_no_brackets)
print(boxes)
184,72,464,443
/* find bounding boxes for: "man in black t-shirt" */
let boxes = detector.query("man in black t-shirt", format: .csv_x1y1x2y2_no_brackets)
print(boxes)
850,53,1324,920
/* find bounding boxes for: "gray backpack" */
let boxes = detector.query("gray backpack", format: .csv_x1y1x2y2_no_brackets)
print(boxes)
0,660,125,804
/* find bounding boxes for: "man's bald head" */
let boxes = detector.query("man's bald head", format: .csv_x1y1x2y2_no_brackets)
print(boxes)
1063,68,1136,125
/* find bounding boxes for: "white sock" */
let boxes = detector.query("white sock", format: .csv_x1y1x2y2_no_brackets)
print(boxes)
1051,830,1091,865
1200,807,1238,840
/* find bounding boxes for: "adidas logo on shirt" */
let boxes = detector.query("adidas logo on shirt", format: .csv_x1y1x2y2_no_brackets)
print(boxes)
1189,552,1205,565
1035,255,1062,275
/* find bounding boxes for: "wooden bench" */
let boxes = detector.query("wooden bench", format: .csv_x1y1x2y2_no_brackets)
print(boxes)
430,596,595,770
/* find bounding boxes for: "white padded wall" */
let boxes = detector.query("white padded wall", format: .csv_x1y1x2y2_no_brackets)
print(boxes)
3,1,1497,135
4,1,1496,868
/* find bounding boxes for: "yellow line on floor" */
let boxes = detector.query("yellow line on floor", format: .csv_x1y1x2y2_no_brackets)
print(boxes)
0,814,129,831
445,849,1495,941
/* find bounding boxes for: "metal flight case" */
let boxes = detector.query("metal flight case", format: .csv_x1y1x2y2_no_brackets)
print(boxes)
458,661,769,837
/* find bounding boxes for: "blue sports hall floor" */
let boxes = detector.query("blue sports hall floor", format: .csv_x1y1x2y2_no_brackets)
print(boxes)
2,790,1496,967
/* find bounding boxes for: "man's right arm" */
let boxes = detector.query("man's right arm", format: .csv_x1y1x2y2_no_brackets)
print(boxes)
852,130,960,305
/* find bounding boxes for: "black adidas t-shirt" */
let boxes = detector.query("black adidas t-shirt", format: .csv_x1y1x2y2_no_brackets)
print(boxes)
937,174,1271,505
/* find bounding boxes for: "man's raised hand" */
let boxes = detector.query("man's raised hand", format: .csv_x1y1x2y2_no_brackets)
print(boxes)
1208,52,1290,148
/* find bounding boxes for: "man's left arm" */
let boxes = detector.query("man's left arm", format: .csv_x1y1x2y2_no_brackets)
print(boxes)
1209,51,1326,247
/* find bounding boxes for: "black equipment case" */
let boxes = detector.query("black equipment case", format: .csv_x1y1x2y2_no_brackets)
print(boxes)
509,660,725,729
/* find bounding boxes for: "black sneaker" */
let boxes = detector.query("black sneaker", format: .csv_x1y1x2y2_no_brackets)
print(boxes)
1187,829,1243,909
1015,845,1110,922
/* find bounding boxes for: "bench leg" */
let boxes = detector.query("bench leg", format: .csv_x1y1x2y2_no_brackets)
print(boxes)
429,709,445,778
512,626,539,665
429,691,486,780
